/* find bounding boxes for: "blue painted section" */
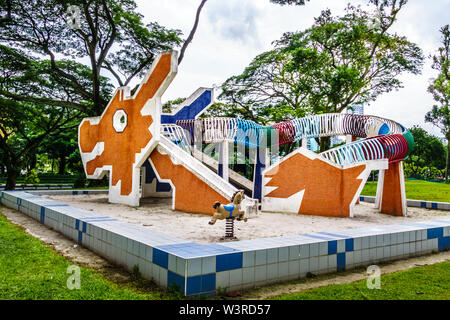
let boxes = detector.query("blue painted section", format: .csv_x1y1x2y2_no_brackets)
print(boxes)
421,202,427,208
168,271,185,293
432,203,438,209
378,123,390,135
216,252,243,272
337,253,346,271
184,274,216,296
82,221,87,233
360,196,365,201
201,273,216,292
78,231,83,244
317,232,350,239
345,238,354,252
438,237,450,251
161,90,212,124
75,219,80,231
72,191,78,195
253,147,266,201
234,119,263,148
218,143,224,178
223,204,235,218
143,160,171,193
328,241,337,255
186,275,202,295
427,227,443,239
40,207,45,223
153,248,169,269
303,234,335,241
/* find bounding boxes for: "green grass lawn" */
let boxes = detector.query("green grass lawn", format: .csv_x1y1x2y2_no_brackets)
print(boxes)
271,260,450,300
362,179,450,203
0,212,176,300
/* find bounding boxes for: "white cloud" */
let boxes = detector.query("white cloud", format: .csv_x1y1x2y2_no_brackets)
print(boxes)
133,0,449,138
206,1,263,47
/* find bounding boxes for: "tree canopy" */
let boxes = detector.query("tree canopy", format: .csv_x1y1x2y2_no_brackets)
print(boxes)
0,0,183,116
404,126,446,179
217,1,423,129
0,0,202,189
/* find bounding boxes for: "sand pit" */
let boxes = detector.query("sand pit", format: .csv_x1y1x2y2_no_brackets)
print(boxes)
43,194,450,244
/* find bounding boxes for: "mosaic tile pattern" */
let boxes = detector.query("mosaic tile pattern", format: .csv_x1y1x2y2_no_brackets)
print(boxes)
1,190,449,296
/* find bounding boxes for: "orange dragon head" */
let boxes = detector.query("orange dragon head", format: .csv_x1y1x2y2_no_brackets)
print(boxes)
78,51,177,206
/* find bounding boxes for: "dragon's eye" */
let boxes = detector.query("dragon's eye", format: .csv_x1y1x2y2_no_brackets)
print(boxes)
113,109,128,133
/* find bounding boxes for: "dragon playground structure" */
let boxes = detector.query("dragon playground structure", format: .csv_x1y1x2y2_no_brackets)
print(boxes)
4,51,450,297
78,51,414,219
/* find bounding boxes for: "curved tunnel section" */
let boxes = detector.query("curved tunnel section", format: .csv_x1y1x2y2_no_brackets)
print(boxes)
175,113,413,166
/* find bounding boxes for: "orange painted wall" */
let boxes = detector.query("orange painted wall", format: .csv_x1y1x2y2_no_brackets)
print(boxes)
79,54,172,196
265,153,366,217
150,149,229,215
380,162,404,216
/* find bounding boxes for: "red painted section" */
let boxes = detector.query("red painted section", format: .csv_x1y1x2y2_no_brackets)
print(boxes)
380,162,404,216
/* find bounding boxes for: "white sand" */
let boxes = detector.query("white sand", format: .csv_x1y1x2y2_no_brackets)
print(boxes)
43,194,450,244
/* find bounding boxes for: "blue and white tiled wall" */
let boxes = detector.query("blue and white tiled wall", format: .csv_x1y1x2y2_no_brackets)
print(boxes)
1,190,450,296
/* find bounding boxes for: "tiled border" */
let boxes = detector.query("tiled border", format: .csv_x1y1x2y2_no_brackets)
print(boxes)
28,189,108,196
1,190,450,296
360,196,450,211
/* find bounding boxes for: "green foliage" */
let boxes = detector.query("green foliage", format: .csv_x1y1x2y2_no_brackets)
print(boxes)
403,126,446,179
73,174,87,189
425,25,450,182
403,163,444,181
24,169,40,185
217,1,423,130
0,0,182,114
162,97,186,114
0,0,185,189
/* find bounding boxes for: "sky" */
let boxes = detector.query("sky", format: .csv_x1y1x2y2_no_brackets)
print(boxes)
132,0,450,139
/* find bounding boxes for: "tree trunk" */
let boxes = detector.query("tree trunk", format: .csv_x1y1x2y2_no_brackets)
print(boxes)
58,156,66,175
28,153,37,172
5,167,19,190
320,136,331,152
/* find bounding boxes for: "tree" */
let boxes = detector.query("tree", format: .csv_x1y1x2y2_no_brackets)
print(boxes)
218,0,424,151
0,44,108,189
425,25,450,182
41,129,79,175
0,98,82,189
0,0,209,190
404,126,446,178
0,0,183,115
